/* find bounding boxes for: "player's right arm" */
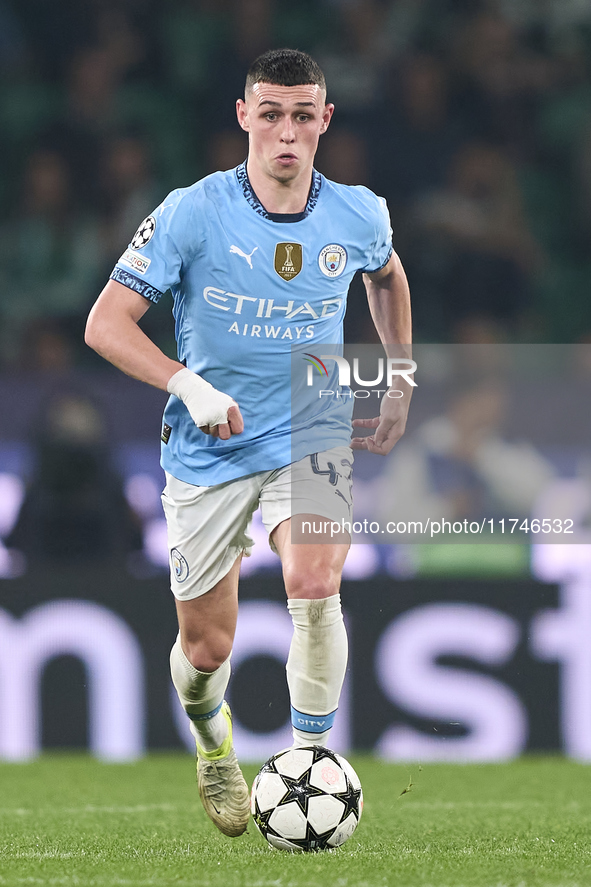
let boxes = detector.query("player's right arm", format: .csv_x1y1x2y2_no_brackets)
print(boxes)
85,279,244,440
85,279,180,389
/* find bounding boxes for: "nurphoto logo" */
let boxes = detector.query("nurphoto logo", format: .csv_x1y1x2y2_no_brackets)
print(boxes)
304,354,417,398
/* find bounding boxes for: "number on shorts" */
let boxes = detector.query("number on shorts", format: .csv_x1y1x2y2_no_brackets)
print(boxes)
310,453,339,486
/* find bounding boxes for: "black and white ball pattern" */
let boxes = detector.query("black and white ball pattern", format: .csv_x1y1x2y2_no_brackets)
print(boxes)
251,746,363,852
130,215,156,250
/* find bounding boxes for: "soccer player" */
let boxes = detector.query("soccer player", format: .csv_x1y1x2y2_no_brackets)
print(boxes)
85,48,412,838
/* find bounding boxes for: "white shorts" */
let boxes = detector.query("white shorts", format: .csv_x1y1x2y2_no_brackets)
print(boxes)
161,446,353,601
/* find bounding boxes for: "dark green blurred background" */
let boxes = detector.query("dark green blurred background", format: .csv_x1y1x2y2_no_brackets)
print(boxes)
2,0,591,369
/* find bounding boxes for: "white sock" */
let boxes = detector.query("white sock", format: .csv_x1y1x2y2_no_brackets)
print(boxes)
170,634,230,752
286,595,348,748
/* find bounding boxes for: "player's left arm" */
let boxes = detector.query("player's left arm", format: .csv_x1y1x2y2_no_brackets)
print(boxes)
352,250,413,455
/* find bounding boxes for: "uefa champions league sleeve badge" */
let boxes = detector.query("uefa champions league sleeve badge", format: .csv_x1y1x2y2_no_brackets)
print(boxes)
130,215,156,250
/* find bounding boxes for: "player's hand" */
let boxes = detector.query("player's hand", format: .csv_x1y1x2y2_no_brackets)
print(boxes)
199,404,244,440
351,389,411,455
166,367,244,438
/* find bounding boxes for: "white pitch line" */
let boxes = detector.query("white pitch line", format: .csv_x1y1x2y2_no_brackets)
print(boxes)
0,803,186,816
400,800,587,810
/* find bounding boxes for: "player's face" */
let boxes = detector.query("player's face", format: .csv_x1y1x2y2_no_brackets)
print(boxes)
237,83,333,184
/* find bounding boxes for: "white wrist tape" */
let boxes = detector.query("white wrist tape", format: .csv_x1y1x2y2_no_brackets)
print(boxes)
166,367,235,428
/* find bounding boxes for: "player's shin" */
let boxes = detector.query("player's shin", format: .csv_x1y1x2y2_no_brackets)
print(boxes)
170,634,231,754
286,595,348,748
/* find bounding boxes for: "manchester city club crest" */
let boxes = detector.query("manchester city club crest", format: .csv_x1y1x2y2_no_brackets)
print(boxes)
171,548,189,583
319,244,347,278
130,215,156,250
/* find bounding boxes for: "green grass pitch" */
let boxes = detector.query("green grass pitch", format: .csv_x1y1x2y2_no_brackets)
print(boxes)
1,754,590,886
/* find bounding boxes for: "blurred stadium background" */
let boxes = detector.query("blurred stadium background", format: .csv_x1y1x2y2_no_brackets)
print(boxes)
1,0,591,764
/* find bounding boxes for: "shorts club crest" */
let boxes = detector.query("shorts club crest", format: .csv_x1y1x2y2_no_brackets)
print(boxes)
171,548,190,582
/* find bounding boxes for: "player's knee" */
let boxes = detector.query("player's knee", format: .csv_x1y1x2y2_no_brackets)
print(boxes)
183,636,232,673
284,564,340,600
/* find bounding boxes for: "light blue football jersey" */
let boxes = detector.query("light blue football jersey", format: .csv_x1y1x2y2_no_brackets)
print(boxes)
111,162,393,486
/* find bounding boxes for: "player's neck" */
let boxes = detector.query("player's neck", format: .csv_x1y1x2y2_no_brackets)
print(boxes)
246,159,313,215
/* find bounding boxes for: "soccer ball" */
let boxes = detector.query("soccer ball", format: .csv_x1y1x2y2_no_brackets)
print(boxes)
250,746,363,851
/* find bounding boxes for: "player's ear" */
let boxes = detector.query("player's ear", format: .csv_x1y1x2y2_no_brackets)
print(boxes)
236,99,250,132
319,103,334,135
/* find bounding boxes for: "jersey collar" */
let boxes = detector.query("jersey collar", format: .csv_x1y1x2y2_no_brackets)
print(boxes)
236,161,322,221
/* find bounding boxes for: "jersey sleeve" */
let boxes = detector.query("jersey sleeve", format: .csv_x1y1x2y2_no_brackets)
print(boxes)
109,189,197,303
362,193,393,274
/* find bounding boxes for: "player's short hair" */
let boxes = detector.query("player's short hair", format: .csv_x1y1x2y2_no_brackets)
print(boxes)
245,49,326,96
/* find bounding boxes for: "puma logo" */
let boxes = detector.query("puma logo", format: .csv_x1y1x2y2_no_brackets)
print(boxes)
230,244,258,269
